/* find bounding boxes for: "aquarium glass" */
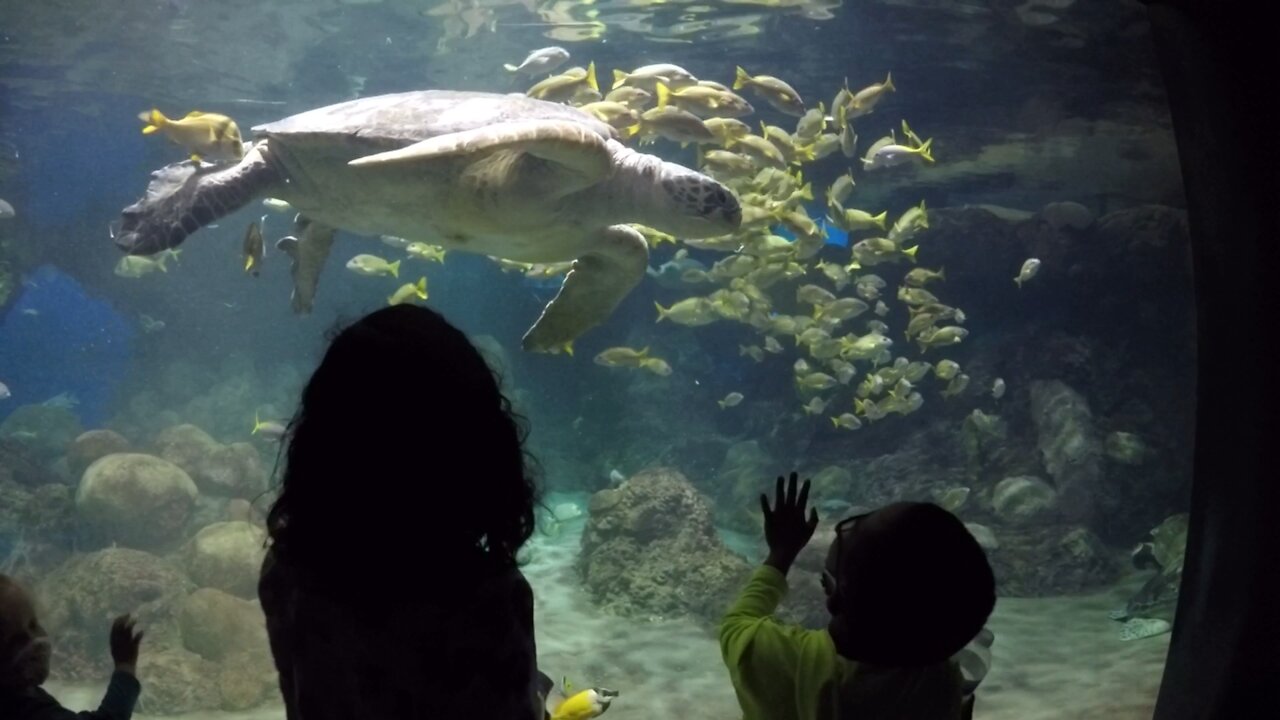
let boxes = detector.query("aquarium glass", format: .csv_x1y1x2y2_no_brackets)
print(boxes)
0,1,1192,718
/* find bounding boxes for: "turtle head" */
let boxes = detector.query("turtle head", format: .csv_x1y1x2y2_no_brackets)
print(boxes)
113,144,274,256
652,167,742,238
113,160,206,255
611,143,741,238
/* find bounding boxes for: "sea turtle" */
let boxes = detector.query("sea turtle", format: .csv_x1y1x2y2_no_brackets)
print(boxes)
113,90,741,351
1108,512,1188,640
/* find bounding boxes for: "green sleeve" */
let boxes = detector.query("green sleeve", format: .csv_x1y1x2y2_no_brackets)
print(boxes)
719,565,817,720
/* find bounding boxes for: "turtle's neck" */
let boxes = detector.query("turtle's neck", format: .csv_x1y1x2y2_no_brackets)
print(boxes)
590,139,669,227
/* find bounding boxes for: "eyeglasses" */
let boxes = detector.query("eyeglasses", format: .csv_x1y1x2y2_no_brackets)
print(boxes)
822,512,869,599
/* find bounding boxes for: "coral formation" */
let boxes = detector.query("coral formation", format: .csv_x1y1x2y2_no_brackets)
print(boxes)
580,468,752,625
0,478,75,580
0,403,82,462
36,548,194,680
0,437,62,488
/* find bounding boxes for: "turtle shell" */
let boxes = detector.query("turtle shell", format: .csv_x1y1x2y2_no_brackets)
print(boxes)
253,90,616,155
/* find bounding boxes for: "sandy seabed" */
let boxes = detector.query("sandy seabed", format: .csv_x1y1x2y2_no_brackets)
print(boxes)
46,523,1168,720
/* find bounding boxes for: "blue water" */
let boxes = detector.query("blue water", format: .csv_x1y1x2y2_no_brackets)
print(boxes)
0,264,134,427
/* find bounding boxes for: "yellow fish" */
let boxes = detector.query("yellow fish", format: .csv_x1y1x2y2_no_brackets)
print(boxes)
346,254,400,278
139,109,244,163
733,66,805,117
387,277,428,306
903,267,946,288
527,63,598,102
242,220,264,276
718,392,745,409
406,242,447,263
654,298,718,326
594,346,651,368
847,72,896,119
640,357,672,376
544,675,619,720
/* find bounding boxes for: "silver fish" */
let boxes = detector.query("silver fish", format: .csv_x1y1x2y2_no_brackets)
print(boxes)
504,47,570,76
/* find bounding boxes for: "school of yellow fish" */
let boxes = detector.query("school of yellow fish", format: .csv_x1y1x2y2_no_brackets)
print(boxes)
550,58,972,429
127,53,1042,430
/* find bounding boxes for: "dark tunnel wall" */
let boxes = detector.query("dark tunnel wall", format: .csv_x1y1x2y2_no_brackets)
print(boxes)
1144,2,1280,718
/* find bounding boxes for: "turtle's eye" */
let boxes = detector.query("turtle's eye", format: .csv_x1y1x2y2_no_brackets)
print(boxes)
708,187,741,226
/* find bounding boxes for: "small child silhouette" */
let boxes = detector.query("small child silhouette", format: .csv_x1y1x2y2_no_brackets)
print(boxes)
721,472,996,720
0,574,144,720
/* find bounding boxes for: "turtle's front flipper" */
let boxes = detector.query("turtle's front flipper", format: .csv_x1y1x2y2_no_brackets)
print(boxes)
349,120,612,189
522,225,648,353
114,144,280,256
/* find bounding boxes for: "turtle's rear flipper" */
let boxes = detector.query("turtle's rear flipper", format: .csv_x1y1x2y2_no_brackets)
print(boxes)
275,215,336,315
114,144,279,256
522,225,648,353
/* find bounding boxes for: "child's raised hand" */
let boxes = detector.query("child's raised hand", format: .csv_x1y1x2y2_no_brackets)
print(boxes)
109,615,143,673
761,471,819,572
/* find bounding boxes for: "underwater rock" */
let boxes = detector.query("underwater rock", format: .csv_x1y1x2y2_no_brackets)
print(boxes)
135,648,220,715
1095,204,1189,257
0,403,83,462
183,521,267,598
579,467,752,625
1036,200,1095,231
0,437,61,488
987,524,1121,596
717,439,778,531
37,547,193,681
67,429,131,479
215,647,277,711
964,523,1000,552
844,427,970,510
154,424,267,498
225,498,262,524
202,442,268,498
1104,431,1148,465
1028,380,1103,524
177,588,268,663
76,453,198,550
991,476,1059,524
188,495,234,536
153,423,221,475
808,465,859,506
588,488,622,514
